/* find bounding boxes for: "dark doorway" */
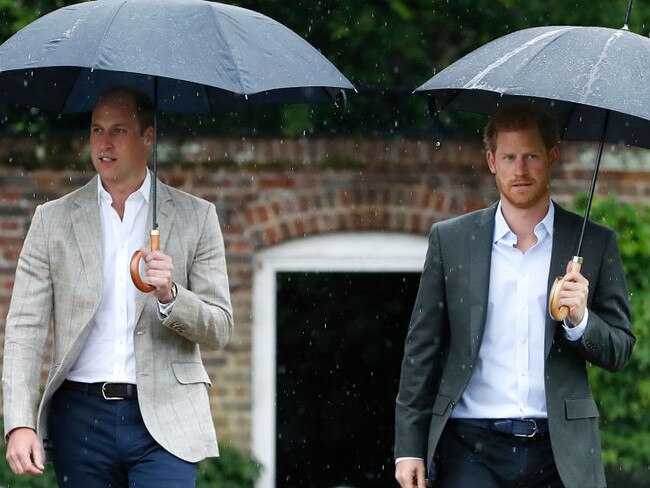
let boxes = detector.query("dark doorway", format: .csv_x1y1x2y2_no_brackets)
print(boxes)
276,272,420,488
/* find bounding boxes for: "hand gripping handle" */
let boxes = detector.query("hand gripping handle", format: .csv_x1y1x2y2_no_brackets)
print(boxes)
130,229,160,293
548,256,583,320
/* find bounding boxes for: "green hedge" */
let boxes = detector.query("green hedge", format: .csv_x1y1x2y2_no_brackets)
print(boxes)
196,443,261,487
0,419,260,487
574,197,650,484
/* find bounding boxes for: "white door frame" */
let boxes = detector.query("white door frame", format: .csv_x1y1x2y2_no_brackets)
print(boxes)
252,232,428,488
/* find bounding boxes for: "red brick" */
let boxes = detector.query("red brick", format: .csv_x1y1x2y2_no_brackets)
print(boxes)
258,176,295,189
256,206,269,223
294,219,306,237
264,227,278,245
298,195,310,211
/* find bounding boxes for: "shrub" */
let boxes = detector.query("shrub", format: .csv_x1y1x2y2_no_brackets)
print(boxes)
573,196,650,484
197,443,262,488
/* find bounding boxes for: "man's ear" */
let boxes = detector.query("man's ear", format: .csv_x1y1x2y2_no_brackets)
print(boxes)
143,127,155,146
549,146,560,170
486,151,497,174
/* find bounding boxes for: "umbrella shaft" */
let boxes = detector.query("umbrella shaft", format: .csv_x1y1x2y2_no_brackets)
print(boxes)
152,79,158,231
576,110,610,256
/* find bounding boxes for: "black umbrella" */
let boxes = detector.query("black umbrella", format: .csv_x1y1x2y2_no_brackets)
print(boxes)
0,0,354,292
415,1,649,319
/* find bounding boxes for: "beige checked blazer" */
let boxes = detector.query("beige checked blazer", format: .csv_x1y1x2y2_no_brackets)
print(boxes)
3,174,233,463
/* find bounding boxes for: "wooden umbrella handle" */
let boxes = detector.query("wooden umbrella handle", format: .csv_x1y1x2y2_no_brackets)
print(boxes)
548,256,583,320
130,229,160,293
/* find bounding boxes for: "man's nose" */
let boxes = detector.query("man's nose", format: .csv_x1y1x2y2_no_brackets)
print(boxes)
99,134,113,150
513,157,528,175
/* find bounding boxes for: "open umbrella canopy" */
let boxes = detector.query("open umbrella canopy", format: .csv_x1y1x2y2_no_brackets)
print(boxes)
417,25,650,148
0,0,354,293
415,16,650,319
0,0,354,114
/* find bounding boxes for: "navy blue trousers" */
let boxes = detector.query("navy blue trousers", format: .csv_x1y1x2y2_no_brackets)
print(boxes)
48,387,197,488
433,420,565,488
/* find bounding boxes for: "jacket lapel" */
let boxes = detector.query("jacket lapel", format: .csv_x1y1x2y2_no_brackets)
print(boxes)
71,177,103,290
156,183,176,254
134,178,176,323
468,205,497,359
545,202,580,357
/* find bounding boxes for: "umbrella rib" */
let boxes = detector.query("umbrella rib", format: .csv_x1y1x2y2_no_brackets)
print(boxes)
91,0,129,70
558,101,579,141
579,31,623,104
58,68,84,113
464,27,573,89
207,7,248,94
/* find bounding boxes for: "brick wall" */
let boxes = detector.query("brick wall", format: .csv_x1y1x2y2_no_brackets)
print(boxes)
1,137,650,453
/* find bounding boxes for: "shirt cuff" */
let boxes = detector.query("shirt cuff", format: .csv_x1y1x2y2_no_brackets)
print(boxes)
157,299,175,318
395,457,424,465
563,309,589,341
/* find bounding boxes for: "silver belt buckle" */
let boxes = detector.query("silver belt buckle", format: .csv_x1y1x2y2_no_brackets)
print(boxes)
101,382,124,400
514,418,538,437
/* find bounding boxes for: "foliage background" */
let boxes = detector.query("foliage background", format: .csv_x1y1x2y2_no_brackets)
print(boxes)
577,197,650,484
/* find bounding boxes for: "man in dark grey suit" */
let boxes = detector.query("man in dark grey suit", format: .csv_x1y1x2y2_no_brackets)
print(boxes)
394,103,635,488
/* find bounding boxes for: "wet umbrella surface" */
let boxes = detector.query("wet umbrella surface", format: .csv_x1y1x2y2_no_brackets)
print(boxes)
0,0,354,290
416,13,650,318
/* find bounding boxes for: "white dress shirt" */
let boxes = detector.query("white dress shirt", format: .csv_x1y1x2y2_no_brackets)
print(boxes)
67,173,151,384
452,201,587,419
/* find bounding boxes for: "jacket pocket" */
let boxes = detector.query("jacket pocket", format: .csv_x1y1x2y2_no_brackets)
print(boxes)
565,398,600,419
171,362,212,386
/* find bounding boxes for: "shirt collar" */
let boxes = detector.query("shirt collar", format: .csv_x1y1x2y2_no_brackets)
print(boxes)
97,170,151,206
493,200,555,245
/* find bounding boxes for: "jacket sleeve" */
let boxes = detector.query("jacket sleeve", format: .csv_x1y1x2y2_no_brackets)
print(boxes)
161,202,233,350
569,229,635,372
2,205,52,437
394,224,449,459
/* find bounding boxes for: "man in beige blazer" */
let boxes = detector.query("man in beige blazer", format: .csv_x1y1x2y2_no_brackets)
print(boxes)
3,86,233,486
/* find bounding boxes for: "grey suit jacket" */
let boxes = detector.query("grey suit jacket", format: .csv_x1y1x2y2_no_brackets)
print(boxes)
395,202,635,488
3,175,233,463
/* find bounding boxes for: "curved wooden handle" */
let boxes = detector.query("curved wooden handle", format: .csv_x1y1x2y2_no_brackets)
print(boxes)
548,276,568,321
130,229,160,293
548,256,583,320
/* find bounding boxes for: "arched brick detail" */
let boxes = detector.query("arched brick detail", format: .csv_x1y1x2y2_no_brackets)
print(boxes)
232,181,496,251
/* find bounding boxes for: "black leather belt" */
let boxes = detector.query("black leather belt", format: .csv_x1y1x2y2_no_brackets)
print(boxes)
454,418,549,437
61,380,138,400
